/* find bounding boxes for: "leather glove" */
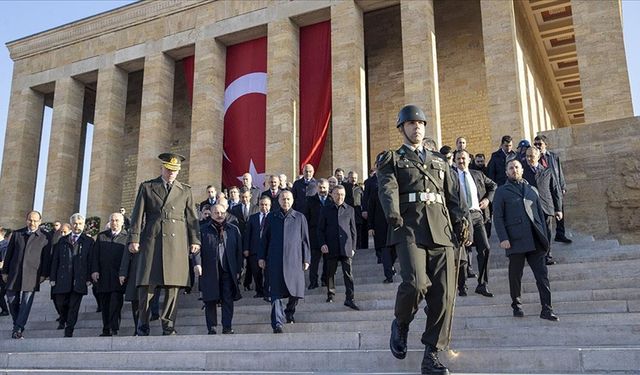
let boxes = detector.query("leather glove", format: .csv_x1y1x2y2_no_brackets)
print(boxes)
388,215,403,230
454,217,471,245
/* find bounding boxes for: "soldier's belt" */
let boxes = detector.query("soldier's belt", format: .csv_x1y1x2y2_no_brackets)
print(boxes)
399,192,443,205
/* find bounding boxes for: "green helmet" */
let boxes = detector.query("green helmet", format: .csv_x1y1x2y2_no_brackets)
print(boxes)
396,105,427,128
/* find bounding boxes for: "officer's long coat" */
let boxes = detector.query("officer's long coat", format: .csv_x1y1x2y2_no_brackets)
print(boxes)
377,145,465,248
129,177,201,287
259,209,310,299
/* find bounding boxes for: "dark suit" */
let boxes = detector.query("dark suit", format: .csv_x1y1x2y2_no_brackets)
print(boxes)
342,181,366,248
523,163,562,260
291,177,317,213
261,189,282,212
50,233,94,336
129,176,201,335
91,230,128,335
317,203,357,301
493,179,552,311
368,181,397,281
1,228,51,334
487,149,517,186
199,198,217,211
378,145,466,350
244,211,268,296
460,169,496,288
540,150,567,238
304,194,332,287
259,209,310,329
230,203,259,290
195,222,243,331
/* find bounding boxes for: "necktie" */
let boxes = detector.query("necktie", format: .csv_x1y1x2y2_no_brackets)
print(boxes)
415,148,424,162
272,190,276,198
72,234,78,244
540,154,548,168
166,182,172,194
463,172,473,208
243,205,249,220
321,197,325,206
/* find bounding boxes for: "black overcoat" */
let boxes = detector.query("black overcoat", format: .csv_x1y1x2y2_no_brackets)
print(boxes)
1,227,51,292
367,184,389,250
50,234,94,295
259,209,310,299
119,250,139,302
230,203,259,237
493,180,550,256
243,212,267,255
317,203,357,258
303,194,332,250
194,222,243,302
91,229,128,293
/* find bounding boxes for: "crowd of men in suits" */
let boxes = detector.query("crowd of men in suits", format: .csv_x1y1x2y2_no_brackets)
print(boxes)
0,133,567,343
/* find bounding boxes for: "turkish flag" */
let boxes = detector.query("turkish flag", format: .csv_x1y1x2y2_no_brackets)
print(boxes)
299,21,331,171
222,37,267,188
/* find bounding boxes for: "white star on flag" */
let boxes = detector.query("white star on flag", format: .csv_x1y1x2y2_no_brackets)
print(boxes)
237,159,265,189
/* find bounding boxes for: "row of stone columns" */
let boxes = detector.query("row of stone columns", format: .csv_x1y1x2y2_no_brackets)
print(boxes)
0,0,632,228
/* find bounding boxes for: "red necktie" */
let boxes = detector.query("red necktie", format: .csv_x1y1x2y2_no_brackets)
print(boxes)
540,154,548,168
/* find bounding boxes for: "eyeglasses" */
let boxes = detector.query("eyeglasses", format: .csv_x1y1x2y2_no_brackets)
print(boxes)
533,143,542,146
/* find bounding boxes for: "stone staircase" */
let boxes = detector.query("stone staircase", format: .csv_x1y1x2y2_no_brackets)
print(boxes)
0,232,638,374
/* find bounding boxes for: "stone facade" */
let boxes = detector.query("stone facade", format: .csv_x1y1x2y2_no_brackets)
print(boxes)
0,0,634,230
541,116,640,244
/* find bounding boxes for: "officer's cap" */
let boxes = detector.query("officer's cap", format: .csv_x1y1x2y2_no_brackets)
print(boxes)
158,153,185,171
396,105,427,128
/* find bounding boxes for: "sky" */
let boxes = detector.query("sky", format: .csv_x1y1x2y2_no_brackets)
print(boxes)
0,0,639,216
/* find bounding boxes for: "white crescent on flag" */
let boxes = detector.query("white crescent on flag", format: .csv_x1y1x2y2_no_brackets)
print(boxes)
223,72,268,117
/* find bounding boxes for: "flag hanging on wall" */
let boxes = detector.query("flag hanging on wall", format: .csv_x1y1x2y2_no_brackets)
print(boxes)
222,37,267,188
299,21,331,172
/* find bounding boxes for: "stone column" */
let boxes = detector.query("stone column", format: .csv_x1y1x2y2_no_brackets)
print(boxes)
43,76,85,222
136,52,175,185
480,0,527,146
0,87,45,227
87,66,128,223
572,0,633,123
331,1,367,177
189,39,226,195
266,18,299,178
400,0,441,144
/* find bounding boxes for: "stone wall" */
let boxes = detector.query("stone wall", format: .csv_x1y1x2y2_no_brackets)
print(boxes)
541,116,640,244
364,5,404,165
435,0,491,156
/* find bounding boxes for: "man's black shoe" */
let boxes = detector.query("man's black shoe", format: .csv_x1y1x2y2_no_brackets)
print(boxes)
390,319,409,360
222,327,234,334
150,313,160,321
0,310,9,316
326,296,334,303
11,330,23,339
137,325,150,336
458,288,467,297
307,283,319,290
554,236,572,244
99,330,111,337
540,310,559,321
545,257,557,265
344,300,360,311
57,322,65,330
64,329,73,338
162,329,177,336
112,330,118,336
513,306,524,317
253,293,264,298
466,267,476,279
421,346,449,375
383,278,393,284
208,328,217,335
263,296,271,303
286,315,295,324
475,285,494,297
273,326,283,334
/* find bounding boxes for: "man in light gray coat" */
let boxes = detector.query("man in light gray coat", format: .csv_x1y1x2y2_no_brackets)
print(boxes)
128,153,201,336
493,159,558,321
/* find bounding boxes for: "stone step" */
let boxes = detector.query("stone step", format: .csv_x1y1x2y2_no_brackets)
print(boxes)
0,347,637,373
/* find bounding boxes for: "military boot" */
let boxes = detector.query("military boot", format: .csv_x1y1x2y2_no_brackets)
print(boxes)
390,319,409,359
421,345,449,375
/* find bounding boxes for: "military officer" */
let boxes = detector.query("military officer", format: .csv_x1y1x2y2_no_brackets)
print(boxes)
378,105,468,375
128,153,201,336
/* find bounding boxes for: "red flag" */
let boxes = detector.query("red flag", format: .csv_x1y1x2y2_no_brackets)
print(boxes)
222,37,267,188
299,21,331,171
182,55,194,105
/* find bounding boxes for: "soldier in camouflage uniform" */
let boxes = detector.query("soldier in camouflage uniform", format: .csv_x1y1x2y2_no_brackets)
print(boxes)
377,105,468,375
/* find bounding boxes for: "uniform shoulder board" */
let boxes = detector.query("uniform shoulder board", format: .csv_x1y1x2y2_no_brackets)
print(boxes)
377,150,394,166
